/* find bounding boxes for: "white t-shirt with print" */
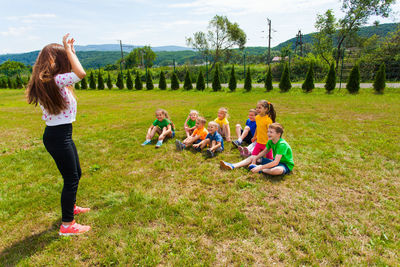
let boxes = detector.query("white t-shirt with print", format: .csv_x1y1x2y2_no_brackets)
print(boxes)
40,72,81,126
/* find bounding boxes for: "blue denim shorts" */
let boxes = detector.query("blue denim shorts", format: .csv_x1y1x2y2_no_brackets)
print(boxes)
260,158,290,175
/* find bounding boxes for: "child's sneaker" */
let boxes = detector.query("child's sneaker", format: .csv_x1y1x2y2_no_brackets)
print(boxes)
74,204,90,215
232,140,241,148
220,160,234,170
194,146,202,152
155,140,163,148
248,164,262,173
175,140,186,151
206,149,215,158
59,220,91,236
141,140,151,146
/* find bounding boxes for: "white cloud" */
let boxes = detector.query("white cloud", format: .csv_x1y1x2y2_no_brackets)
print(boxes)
6,13,56,21
0,26,32,37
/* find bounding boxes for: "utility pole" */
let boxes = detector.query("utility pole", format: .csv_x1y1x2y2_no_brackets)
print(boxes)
267,18,271,66
117,40,124,75
294,30,303,57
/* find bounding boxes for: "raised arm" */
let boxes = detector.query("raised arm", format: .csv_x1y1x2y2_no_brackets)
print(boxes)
63,33,86,79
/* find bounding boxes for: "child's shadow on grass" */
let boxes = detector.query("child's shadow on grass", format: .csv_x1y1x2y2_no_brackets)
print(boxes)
0,219,61,266
260,173,286,183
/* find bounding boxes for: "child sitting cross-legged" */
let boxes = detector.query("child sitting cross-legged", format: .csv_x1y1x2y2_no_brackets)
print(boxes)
193,121,224,158
176,117,208,151
220,123,293,176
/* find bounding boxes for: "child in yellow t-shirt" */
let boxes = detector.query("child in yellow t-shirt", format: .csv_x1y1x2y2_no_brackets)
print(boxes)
176,117,208,150
214,107,231,142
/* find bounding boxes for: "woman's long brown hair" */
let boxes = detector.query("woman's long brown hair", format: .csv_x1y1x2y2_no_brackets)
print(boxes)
26,43,72,115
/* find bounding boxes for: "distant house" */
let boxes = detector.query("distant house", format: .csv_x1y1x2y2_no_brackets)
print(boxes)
272,56,289,63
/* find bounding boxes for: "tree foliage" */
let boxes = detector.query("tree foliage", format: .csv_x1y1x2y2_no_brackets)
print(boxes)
81,76,88,89
373,63,386,94
186,15,246,69
279,63,292,92
123,46,157,68
244,67,252,92
0,60,26,76
106,72,113,89
126,70,133,90
302,62,315,92
89,71,96,89
116,72,124,89
146,70,154,90
171,72,180,90
196,70,205,91
212,65,221,91
183,70,193,90
325,62,336,93
228,65,237,92
135,71,143,90
313,9,337,65
265,66,273,92
97,70,105,90
346,64,360,94
158,70,167,90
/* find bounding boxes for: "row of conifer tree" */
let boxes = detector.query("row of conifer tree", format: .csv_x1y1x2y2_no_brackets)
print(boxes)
0,62,387,94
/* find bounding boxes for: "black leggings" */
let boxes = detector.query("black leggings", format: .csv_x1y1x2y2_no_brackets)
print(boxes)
43,123,81,222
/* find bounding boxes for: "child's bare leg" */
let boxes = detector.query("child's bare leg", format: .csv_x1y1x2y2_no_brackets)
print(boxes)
146,127,160,140
235,124,242,139
223,124,231,141
200,139,210,149
183,136,195,146
262,166,285,175
240,126,250,140
185,128,191,138
232,155,256,168
159,127,172,141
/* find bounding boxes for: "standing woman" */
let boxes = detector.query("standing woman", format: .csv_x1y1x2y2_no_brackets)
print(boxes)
26,34,91,235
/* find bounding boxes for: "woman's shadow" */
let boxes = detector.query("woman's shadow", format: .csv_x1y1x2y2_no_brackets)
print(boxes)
0,219,61,266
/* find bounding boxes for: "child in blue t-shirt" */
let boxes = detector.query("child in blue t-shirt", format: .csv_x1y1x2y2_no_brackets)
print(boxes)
193,121,224,158
233,108,257,148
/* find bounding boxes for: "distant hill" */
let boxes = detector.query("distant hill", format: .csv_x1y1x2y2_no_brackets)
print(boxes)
273,22,399,50
1,23,397,69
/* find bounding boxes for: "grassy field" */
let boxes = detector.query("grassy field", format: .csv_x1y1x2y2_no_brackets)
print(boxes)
0,87,399,266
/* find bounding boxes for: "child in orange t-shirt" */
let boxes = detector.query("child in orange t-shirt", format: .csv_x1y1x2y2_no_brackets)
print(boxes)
176,117,208,150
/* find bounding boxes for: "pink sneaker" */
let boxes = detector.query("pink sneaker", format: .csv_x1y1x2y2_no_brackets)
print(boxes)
59,220,91,236
74,204,90,215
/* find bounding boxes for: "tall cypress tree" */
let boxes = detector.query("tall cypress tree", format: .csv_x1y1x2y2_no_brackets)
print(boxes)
106,72,113,89
302,62,315,93
75,81,80,89
0,78,6,88
244,67,252,92
228,65,237,92
116,72,124,89
126,70,133,90
183,70,193,90
89,71,96,89
212,65,221,92
279,63,292,92
265,65,273,92
97,70,105,90
373,63,386,94
81,76,88,89
135,71,143,90
171,72,180,90
196,70,205,91
146,70,154,90
346,64,360,94
325,62,336,93
159,70,167,90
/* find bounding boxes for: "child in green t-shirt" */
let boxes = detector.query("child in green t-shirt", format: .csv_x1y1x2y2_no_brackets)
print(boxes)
184,110,199,138
220,123,294,175
142,109,175,148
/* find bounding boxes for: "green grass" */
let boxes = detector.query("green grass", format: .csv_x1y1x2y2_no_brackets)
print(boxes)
0,87,399,266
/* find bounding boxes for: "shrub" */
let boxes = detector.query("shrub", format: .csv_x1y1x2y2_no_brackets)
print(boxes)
244,67,252,92
7,77,12,88
302,62,315,93
126,70,133,90
212,65,221,92
97,71,104,90
183,70,193,90
159,70,167,90
265,66,273,92
373,63,386,94
75,81,80,89
89,71,96,89
346,65,360,94
135,71,143,90
325,62,336,93
81,76,88,89
196,70,205,91
116,72,124,89
279,63,292,92
171,72,180,90
228,65,237,92
146,70,154,90
106,72,113,89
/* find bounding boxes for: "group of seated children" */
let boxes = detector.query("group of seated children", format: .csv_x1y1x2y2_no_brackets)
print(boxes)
141,101,294,176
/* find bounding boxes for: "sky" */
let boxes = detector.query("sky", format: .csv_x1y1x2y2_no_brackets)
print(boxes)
1,0,399,54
